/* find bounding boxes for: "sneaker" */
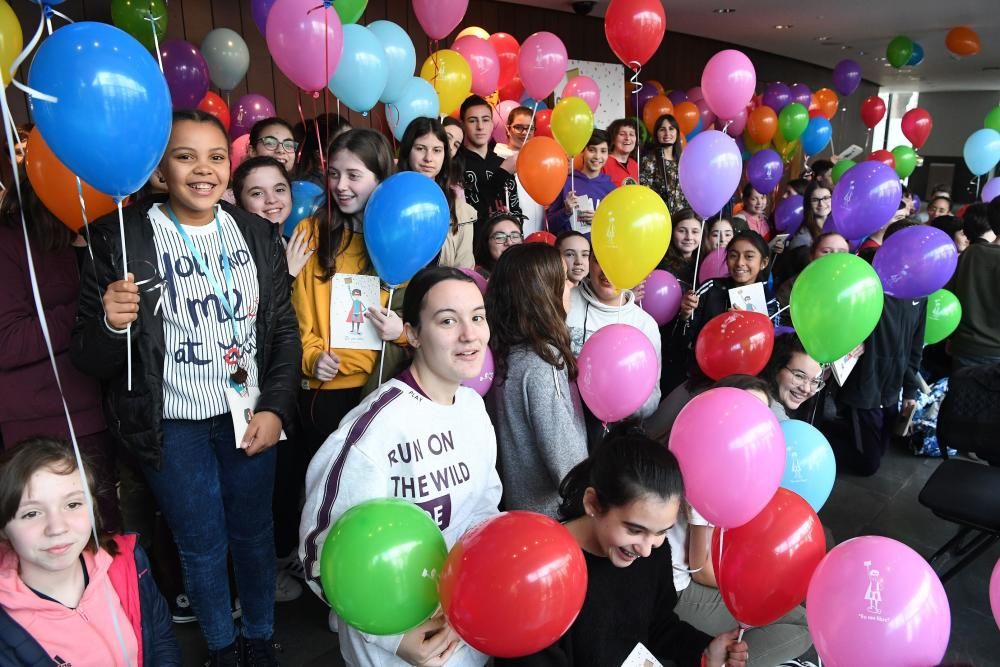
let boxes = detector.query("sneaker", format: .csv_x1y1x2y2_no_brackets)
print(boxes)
276,553,305,580
204,640,241,667
777,661,819,667
171,593,197,624
243,638,282,667
275,570,302,603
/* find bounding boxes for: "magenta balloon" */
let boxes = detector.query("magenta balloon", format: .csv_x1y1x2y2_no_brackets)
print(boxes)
701,49,756,120
640,269,682,326
789,83,812,108
563,75,601,113
774,194,805,235
493,99,519,143
452,35,499,97
230,134,251,174
231,93,276,139
807,536,950,667
518,32,567,100
831,161,902,240
832,59,862,97
669,387,785,528
667,89,688,106
695,99,716,132
722,108,747,137
461,345,494,396
698,247,730,284
762,82,791,112
266,0,343,92
679,130,743,219
686,86,703,102
873,225,958,299
160,39,210,110
747,148,783,194
577,324,658,423
413,0,469,39
991,559,1000,630
458,267,488,294
982,176,1000,203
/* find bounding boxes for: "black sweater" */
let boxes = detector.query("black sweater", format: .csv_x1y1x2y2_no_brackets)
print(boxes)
496,540,711,667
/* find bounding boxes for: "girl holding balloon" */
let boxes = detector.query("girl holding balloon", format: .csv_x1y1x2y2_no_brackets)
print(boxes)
658,208,703,286
300,266,501,667
640,114,689,214
602,119,640,187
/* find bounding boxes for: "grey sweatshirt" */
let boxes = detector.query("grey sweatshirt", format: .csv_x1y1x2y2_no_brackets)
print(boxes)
492,344,588,517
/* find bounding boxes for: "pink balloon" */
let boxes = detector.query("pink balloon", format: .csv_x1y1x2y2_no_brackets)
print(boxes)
577,324,658,423
493,99,520,143
461,345,494,396
722,108,747,137
807,536,951,667
669,387,785,528
686,86,703,102
991,558,1000,630
518,32,567,101
231,134,251,174
698,247,730,284
701,49,757,121
266,0,343,92
459,267,488,294
640,269,682,326
563,75,601,113
452,35,499,97
413,0,469,40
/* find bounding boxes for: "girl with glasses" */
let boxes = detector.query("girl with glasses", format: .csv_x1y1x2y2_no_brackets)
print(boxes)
473,213,523,280
760,334,825,421
247,118,297,171
788,181,832,250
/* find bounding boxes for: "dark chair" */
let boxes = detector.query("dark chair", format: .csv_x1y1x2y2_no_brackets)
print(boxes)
917,362,1000,582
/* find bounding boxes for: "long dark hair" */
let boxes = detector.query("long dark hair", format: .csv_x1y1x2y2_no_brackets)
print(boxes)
0,167,75,252
652,114,682,160
557,428,684,521
397,117,459,234
294,113,352,181
760,333,819,418
486,242,576,383
474,213,522,274
802,180,832,241
314,128,395,281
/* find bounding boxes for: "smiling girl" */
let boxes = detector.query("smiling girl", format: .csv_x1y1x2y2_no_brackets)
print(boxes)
247,118,298,171
659,208,703,287
640,114,688,214
603,119,639,187
733,184,771,240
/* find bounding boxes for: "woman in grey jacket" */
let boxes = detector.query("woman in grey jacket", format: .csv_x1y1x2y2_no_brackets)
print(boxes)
486,243,588,517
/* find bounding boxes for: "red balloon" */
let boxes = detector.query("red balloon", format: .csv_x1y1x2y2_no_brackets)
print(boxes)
525,231,557,245
489,32,520,90
901,108,932,149
498,74,525,106
197,91,231,131
604,0,666,69
808,108,826,119
712,489,827,627
439,512,587,658
868,149,896,170
534,109,553,138
694,311,775,381
860,96,886,129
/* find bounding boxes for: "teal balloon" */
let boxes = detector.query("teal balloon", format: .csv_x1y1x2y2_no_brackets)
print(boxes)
800,116,832,156
368,20,416,105
328,24,388,113
283,180,324,238
780,420,836,512
388,76,439,141
886,35,914,69
963,128,1000,176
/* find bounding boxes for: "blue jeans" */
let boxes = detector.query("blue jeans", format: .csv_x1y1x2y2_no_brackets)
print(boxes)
144,416,276,649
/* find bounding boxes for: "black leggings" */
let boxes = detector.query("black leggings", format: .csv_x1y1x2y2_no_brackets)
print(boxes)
830,405,898,477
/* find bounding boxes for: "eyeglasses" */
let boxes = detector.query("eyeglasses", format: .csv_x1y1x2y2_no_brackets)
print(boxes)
491,231,523,245
509,124,533,134
810,195,832,204
256,136,299,153
784,366,825,391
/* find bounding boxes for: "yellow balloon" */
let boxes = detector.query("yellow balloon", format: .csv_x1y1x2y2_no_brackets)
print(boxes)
420,49,472,117
551,96,594,157
0,1,24,88
592,185,672,290
455,26,490,41
772,133,800,163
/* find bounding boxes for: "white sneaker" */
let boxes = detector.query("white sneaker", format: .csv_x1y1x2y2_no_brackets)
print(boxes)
276,552,306,580
275,569,303,602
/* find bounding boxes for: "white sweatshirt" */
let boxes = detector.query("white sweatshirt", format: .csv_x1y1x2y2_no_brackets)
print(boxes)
299,371,502,667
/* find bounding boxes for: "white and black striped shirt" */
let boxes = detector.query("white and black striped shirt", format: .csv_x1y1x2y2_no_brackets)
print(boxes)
150,205,259,420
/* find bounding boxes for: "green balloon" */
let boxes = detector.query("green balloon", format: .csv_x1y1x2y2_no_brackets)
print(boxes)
790,253,884,363
333,0,368,24
778,103,809,142
110,0,168,53
925,289,962,345
886,35,914,69
891,145,918,178
985,106,1000,133
831,159,855,184
321,498,447,635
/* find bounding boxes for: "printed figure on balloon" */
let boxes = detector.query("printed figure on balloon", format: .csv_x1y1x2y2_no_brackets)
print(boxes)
789,450,805,483
863,560,885,618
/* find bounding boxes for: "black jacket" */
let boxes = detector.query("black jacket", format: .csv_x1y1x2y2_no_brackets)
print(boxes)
71,197,301,469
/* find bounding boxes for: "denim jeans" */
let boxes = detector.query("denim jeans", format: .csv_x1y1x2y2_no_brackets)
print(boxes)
143,415,276,649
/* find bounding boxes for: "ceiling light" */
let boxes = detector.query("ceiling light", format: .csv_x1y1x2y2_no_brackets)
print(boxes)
712,8,736,13
817,36,829,41
774,24,792,29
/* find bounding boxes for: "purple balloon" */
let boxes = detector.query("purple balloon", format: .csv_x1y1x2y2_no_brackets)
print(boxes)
774,194,805,235
160,39,210,110
747,148,783,194
873,226,958,299
252,0,278,34
461,346,495,397
635,82,658,113
641,269,683,326
679,130,743,219
667,89,688,106
982,177,1000,203
231,93,276,139
831,161,902,240
832,59,862,97
762,82,791,112
687,86,704,102
790,83,812,108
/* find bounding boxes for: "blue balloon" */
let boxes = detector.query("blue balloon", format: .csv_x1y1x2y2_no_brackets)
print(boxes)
368,20,416,105
283,180,325,238
388,77,439,141
779,420,836,512
687,116,703,139
28,22,171,198
801,116,833,156
907,42,925,67
364,172,449,286
328,24,388,113
520,95,548,111
963,128,1000,176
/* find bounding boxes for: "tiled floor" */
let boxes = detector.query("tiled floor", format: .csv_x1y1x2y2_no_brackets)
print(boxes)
176,443,1000,666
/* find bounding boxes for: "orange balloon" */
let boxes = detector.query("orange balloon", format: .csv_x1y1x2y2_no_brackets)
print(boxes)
25,128,117,232
814,88,839,120
642,95,674,134
516,137,569,206
674,101,700,135
747,106,778,145
946,26,980,57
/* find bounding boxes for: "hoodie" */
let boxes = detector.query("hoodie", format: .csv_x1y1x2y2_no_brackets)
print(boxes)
546,170,616,236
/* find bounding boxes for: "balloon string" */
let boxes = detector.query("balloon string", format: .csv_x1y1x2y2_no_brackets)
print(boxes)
737,627,745,643
310,94,326,175
528,101,539,136
146,4,164,73
770,304,790,322
8,6,58,102
114,199,133,391
77,179,107,314
377,286,395,386
617,290,623,324
691,219,705,287
0,73,132,667
628,61,642,167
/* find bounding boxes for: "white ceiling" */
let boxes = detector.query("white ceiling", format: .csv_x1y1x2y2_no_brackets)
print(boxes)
502,0,1000,92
